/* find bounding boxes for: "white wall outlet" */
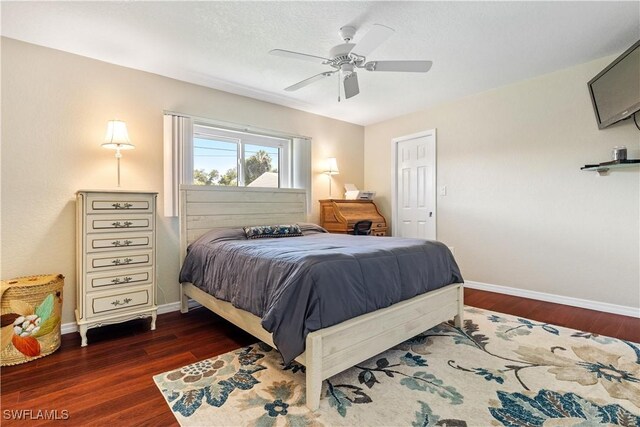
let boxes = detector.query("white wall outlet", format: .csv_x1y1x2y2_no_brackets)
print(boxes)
439,185,447,196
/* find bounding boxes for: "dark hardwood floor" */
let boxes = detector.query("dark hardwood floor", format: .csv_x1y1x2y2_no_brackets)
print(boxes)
463,289,639,342
1,289,638,426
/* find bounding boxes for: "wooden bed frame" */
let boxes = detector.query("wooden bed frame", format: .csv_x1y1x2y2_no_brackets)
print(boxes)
178,185,464,411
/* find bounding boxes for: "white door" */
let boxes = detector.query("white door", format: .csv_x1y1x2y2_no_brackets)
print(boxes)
394,132,436,240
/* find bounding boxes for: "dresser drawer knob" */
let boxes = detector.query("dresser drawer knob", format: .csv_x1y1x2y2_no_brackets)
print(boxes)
111,297,132,307
111,221,133,228
112,202,133,209
110,276,133,284
112,257,133,266
111,239,133,247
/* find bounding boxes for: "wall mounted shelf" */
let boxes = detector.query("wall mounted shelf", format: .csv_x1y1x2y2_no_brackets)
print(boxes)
581,159,640,175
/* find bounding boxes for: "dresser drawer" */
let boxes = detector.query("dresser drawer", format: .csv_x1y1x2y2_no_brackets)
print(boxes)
86,267,153,291
88,287,152,316
87,250,153,272
87,194,153,213
88,214,153,233
86,231,153,252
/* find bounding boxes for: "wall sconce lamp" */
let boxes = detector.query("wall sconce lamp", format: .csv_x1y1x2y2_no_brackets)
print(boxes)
323,157,339,198
102,120,135,187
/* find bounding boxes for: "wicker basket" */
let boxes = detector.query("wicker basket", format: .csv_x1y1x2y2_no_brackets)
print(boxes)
1,274,64,366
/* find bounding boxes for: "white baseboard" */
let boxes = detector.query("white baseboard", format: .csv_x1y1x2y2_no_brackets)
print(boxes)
465,280,640,318
60,299,202,335
61,322,79,335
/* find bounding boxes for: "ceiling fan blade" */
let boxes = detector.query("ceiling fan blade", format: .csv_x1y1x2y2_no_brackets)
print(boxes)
269,49,330,64
365,60,433,72
350,24,395,58
284,71,335,92
343,72,360,99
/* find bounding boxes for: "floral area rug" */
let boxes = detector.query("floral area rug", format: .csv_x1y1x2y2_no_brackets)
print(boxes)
153,307,640,426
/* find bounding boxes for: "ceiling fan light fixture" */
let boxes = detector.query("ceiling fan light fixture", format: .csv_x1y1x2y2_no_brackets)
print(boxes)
270,23,433,100
340,63,355,74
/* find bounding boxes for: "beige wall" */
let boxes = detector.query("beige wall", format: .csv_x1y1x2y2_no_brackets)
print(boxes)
2,37,637,325
1,38,364,324
365,56,640,309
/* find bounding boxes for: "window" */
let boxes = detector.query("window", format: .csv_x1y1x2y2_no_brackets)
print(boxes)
192,124,290,188
163,114,311,217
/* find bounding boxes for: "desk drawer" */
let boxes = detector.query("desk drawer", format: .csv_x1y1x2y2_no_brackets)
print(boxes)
87,250,152,271
86,267,153,291
89,287,152,316
86,231,153,252
87,194,153,213
88,214,152,233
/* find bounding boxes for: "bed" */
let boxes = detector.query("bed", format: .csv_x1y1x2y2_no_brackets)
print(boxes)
178,185,464,411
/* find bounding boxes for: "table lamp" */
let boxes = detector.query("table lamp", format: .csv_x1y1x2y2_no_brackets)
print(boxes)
102,120,135,187
323,157,339,198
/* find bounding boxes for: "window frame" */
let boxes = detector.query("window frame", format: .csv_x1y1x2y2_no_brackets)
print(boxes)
163,112,312,217
192,123,291,188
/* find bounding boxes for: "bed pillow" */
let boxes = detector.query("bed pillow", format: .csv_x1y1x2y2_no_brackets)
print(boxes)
243,224,303,239
298,223,328,235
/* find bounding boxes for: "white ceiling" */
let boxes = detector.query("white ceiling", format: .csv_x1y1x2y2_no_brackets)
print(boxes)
2,1,638,126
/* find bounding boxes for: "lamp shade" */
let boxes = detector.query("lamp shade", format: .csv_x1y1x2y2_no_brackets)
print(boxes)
102,120,135,150
325,157,339,175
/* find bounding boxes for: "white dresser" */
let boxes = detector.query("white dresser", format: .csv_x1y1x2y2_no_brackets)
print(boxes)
76,190,158,346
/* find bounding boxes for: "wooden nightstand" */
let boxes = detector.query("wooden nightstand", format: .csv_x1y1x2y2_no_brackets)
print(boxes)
75,190,158,346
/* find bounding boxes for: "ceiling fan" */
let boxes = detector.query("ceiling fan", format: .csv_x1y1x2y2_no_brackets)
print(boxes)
269,24,432,101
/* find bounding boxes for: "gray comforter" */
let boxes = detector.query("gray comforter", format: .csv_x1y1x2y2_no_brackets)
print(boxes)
179,224,463,363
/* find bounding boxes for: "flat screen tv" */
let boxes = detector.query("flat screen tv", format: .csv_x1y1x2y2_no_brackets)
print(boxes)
588,39,640,129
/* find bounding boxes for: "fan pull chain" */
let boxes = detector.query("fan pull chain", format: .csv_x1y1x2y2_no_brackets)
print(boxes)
337,73,341,102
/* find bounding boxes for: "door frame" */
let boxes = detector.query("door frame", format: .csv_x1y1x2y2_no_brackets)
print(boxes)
390,129,437,239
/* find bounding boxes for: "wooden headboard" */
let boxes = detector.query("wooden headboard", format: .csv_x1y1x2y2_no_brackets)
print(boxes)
179,185,307,261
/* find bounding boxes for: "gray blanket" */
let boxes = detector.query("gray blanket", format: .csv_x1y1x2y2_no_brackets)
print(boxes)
179,224,463,363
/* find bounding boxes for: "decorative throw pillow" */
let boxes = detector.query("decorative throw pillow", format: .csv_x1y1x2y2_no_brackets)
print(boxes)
243,224,303,239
